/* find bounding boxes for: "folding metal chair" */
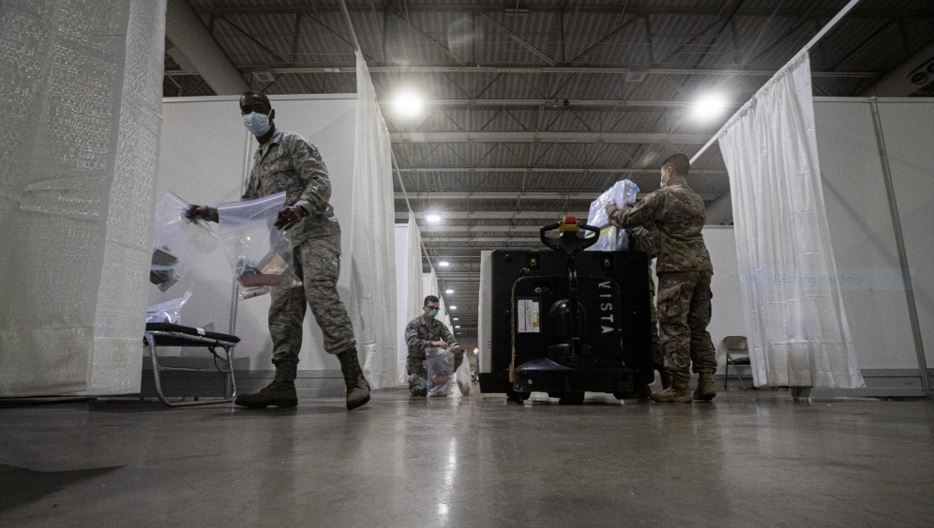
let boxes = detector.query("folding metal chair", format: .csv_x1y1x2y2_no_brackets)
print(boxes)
143,323,239,407
721,335,750,390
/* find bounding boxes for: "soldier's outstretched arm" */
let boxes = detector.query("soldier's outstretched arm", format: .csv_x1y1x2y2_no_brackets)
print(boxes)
610,192,662,228
440,323,461,353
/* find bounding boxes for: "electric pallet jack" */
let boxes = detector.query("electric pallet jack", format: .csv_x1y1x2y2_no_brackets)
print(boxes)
479,216,654,404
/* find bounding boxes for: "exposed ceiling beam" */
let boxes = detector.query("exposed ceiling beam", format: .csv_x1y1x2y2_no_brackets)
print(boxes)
421,225,564,233
390,131,711,144
397,211,587,220
478,13,556,66
193,5,934,19
216,65,877,78
396,191,720,200
380,98,742,109
394,167,725,175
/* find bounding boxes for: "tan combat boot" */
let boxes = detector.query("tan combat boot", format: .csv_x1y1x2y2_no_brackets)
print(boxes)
693,371,716,401
650,380,693,403
337,348,371,411
235,364,298,408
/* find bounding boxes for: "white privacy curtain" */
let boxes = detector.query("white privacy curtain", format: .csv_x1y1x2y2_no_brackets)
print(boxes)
394,215,425,385
350,50,398,389
718,52,864,388
0,1,165,396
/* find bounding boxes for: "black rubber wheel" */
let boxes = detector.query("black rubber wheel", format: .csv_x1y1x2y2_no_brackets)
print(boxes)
507,390,531,403
558,392,585,405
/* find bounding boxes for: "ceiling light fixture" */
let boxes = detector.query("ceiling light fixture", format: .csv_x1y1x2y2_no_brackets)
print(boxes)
439,261,450,268
445,288,454,295
425,212,442,224
392,89,425,119
691,92,729,123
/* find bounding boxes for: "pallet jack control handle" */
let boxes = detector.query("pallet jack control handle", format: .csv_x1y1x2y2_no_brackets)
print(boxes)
540,216,601,255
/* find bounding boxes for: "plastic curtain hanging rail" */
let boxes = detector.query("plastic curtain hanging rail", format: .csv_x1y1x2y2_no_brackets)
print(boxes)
691,0,864,163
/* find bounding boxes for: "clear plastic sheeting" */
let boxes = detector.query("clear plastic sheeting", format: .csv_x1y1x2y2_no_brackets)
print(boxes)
718,53,864,389
426,348,455,397
0,1,166,396
146,291,193,324
586,180,639,251
217,192,303,298
150,193,218,291
350,50,399,389
395,216,426,386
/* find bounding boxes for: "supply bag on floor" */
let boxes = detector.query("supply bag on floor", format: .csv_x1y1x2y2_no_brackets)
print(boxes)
426,347,455,397
586,179,639,251
145,291,192,324
217,192,302,298
150,193,218,291
453,358,471,397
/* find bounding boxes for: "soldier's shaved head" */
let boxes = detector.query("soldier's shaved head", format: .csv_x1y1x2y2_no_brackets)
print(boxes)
660,153,690,177
240,90,273,115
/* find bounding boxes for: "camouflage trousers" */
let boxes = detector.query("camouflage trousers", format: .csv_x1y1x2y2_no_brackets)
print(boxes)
268,234,355,368
647,267,661,370
408,348,464,396
657,270,717,386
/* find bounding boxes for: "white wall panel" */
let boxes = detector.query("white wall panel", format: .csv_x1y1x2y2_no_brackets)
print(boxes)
813,99,919,369
877,100,934,367
703,227,747,372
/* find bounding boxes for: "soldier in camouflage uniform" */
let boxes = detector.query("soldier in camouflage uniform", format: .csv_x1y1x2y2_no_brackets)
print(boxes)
187,90,370,411
405,295,465,397
608,153,716,403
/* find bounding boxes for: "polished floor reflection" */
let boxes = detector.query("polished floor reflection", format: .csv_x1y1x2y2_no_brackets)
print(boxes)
2,389,933,527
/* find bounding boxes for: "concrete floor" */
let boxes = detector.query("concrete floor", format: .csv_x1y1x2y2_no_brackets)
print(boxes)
1,389,933,528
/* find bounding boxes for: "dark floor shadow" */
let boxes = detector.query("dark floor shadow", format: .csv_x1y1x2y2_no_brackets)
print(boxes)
0,463,123,513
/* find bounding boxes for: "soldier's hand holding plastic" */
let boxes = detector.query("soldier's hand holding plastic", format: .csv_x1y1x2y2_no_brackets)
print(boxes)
605,202,618,217
274,206,304,230
185,205,218,223
432,339,449,350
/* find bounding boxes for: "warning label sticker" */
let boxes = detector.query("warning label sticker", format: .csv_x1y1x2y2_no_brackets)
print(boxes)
517,299,540,333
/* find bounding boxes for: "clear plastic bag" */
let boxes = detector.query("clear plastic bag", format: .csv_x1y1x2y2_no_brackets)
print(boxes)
145,291,192,324
150,193,218,291
426,347,455,397
216,192,303,299
586,179,639,251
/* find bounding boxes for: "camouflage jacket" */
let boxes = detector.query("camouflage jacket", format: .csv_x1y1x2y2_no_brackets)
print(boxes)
611,183,712,273
243,129,339,245
405,315,459,368
629,226,657,259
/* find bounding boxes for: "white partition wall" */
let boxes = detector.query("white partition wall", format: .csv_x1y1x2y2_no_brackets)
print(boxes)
875,100,934,369
702,228,747,372
153,95,358,373
812,98,933,393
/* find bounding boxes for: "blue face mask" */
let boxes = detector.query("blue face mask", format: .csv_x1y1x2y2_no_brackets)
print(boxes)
243,112,271,137
425,308,439,319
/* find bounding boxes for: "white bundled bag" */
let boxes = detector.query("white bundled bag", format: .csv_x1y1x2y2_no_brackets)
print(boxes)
586,179,639,251
217,192,303,299
150,193,218,291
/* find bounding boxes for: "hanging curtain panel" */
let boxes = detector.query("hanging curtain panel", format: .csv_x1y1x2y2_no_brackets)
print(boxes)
718,53,864,389
350,50,399,389
0,1,165,396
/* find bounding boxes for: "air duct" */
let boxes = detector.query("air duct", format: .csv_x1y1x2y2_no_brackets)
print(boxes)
165,0,248,95
863,40,934,97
